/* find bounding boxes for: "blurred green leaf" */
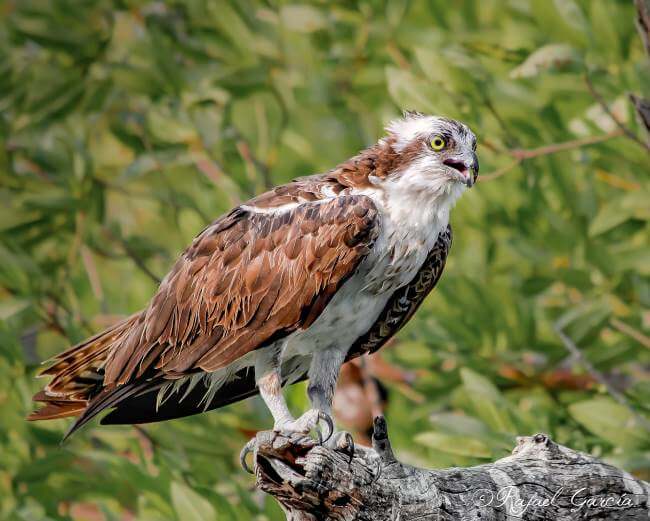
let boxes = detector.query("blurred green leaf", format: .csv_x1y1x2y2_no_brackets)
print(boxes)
170,482,217,521
415,432,492,458
510,44,581,79
460,368,516,434
569,398,649,449
588,192,650,236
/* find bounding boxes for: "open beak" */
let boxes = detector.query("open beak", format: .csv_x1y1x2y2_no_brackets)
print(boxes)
444,152,479,188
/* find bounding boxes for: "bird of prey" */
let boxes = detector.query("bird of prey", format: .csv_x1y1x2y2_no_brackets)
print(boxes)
29,112,478,452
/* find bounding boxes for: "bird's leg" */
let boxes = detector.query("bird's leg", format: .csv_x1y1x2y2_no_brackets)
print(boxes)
255,344,294,429
253,344,329,439
241,349,302,473
257,367,333,442
257,370,294,429
306,347,354,455
256,347,348,442
307,347,346,418
240,347,349,472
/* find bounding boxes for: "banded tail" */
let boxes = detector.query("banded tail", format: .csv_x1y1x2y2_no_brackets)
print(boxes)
27,314,140,422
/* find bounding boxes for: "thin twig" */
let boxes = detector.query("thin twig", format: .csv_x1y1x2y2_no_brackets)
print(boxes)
584,73,650,151
386,41,410,70
554,324,650,430
509,130,624,159
479,159,522,181
610,318,650,351
481,130,624,181
133,424,159,450
118,236,161,285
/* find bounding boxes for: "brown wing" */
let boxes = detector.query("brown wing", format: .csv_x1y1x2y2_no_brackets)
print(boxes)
346,224,452,360
83,223,450,429
104,194,379,386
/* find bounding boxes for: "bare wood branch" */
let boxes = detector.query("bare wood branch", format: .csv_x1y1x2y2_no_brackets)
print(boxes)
634,0,650,55
480,130,623,181
584,74,650,152
250,417,650,520
610,317,650,351
555,324,650,432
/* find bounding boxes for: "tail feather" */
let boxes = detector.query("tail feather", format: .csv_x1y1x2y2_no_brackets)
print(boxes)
61,381,152,441
28,314,140,422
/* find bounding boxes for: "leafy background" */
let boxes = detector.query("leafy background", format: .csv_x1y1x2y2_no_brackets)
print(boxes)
1,0,649,519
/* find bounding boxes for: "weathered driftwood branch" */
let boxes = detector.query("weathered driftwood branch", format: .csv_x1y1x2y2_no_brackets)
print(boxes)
248,417,649,520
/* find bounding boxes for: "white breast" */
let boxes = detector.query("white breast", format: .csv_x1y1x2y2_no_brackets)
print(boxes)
356,171,460,294
283,180,459,359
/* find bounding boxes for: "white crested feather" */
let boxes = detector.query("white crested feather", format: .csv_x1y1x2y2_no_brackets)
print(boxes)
386,114,444,152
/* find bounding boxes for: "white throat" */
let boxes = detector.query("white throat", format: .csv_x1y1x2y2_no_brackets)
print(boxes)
352,163,465,295
368,155,466,232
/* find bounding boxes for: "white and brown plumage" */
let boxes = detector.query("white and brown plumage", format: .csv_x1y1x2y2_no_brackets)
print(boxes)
29,112,478,443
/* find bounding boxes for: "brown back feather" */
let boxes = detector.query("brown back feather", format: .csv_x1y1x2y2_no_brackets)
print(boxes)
30,186,379,428
104,194,379,384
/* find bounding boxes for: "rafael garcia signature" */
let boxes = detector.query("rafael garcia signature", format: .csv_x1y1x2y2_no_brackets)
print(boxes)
473,486,634,516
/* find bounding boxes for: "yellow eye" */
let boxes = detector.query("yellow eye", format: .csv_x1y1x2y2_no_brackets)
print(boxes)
430,136,446,151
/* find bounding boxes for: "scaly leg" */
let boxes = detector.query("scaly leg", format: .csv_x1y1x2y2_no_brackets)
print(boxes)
255,344,293,429
306,347,347,417
307,347,355,454
241,346,349,473
255,344,332,438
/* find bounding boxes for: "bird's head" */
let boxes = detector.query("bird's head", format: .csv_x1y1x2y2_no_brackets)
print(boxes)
381,112,479,194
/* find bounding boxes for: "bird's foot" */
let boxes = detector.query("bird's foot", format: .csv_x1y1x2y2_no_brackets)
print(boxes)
239,426,320,474
239,423,354,474
274,408,334,444
324,430,355,463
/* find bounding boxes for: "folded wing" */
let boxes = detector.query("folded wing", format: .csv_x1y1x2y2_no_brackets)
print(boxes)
30,192,379,433
105,195,379,385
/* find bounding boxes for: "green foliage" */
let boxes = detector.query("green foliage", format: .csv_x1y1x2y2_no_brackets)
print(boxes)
1,0,649,519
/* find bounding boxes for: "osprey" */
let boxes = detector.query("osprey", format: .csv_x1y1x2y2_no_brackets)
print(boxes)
29,112,478,450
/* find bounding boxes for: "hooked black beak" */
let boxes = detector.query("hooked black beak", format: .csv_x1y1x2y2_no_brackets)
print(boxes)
471,151,479,186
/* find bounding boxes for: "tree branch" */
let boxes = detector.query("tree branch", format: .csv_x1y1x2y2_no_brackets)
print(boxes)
555,324,650,432
610,317,650,351
250,417,650,520
584,73,650,152
480,130,624,181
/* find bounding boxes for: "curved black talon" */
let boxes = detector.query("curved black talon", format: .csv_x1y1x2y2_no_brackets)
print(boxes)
337,431,355,464
239,437,256,474
317,411,334,444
